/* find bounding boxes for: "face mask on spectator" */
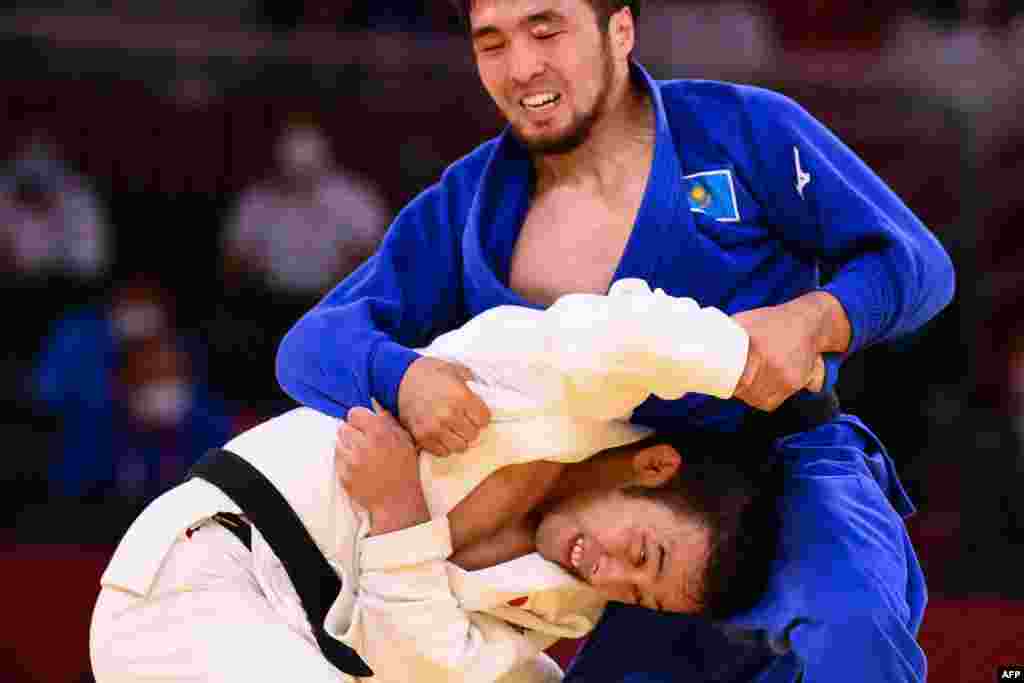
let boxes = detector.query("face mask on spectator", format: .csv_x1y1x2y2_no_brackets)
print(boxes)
131,378,193,428
111,304,166,341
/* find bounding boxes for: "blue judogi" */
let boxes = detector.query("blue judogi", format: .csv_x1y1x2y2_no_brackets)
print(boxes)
275,61,954,681
564,415,927,683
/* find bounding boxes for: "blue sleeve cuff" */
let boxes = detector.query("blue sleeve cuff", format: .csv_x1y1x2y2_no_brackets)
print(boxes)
822,257,896,355
369,341,422,415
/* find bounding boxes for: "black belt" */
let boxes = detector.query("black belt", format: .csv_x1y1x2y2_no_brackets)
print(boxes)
209,512,251,549
186,448,374,678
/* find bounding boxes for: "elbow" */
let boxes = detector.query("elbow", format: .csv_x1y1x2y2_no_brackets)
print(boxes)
275,319,313,402
918,237,956,318
935,244,956,311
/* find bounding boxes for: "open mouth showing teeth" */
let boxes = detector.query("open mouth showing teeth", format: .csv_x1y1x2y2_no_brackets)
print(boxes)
569,534,594,580
521,93,561,110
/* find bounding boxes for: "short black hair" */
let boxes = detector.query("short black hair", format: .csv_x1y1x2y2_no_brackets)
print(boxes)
449,0,641,31
621,431,783,621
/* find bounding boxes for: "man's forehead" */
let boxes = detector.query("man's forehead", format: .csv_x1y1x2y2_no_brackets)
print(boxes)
469,0,576,27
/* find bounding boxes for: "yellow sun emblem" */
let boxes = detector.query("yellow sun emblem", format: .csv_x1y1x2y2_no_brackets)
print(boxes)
690,183,712,209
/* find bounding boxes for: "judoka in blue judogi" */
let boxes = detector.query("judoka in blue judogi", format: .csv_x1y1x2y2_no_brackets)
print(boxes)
274,1,954,679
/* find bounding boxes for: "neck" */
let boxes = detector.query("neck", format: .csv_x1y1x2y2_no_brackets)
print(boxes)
532,71,654,192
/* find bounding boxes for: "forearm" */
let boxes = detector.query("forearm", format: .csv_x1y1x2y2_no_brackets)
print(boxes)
541,445,636,509
448,461,564,552
742,87,955,354
367,499,431,537
449,520,536,570
821,241,954,353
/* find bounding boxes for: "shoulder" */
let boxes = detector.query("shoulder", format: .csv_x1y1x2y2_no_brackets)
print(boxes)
660,78,801,115
224,407,339,458
234,181,279,209
658,79,807,144
393,136,501,229
436,137,502,194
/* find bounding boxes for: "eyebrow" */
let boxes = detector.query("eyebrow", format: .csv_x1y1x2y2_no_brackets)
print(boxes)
471,10,564,41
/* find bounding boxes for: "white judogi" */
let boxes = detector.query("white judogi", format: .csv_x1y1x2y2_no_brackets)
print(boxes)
90,279,748,683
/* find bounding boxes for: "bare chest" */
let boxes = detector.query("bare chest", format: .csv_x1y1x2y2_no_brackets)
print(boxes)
509,190,644,307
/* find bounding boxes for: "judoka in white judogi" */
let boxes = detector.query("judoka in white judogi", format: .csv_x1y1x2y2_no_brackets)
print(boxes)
90,279,748,682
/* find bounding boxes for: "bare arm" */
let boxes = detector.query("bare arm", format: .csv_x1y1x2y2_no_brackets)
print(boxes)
448,443,644,570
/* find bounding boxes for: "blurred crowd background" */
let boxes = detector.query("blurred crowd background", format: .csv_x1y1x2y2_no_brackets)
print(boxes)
2,0,1023,680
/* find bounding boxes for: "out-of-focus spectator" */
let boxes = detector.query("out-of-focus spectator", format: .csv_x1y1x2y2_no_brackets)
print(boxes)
221,117,389,298
107,333,234,501
912,0,1023,27
30,275,229,501
32,274,176,420
634,2,773,77
209,117,389,410
0,130,111,285
759,0,911,52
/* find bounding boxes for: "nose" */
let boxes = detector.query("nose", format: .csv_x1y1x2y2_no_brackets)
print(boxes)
506,39,546,85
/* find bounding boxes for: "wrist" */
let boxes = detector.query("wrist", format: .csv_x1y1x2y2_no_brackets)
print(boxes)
371,342,422,415
367,500,431,536
790,291,852,355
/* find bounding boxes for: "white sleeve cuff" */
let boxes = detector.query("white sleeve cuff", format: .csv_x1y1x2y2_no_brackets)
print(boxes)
360,516,453,572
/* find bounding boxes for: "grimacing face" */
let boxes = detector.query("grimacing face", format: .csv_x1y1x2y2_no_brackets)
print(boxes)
536,486,711,614
468,0,624,155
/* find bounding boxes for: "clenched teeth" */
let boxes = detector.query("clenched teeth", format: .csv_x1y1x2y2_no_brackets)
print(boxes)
521,92,560,109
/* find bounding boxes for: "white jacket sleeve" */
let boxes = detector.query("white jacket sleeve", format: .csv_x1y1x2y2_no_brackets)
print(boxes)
547,279,750,402
330,517,548,683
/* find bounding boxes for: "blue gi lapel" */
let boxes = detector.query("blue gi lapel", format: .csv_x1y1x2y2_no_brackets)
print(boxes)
461,134,540,315
620,62,745,310
608,61,695,290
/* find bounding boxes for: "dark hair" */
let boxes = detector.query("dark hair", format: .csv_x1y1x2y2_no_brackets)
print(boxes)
448,0,641,31
621,431,783,621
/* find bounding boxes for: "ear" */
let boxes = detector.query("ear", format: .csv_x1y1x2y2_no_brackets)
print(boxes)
609,6,636,56
630,444,681,488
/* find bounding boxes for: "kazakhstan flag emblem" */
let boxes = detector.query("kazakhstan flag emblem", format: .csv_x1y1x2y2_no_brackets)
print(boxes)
683,170,740,222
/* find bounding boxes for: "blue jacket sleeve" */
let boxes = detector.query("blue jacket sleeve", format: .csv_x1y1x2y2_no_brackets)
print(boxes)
275,155,484,417
739,87,955,353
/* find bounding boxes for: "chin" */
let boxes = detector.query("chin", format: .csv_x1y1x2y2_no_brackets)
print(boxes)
512,121,588,156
